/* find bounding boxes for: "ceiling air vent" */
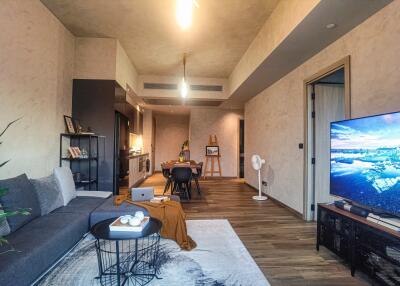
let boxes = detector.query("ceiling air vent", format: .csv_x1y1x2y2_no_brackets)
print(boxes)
143,83,178,90
190,84,223,92
143,98,223,107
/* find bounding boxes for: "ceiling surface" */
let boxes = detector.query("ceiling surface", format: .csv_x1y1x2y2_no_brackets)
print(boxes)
41,0,279,78
222,0,393,108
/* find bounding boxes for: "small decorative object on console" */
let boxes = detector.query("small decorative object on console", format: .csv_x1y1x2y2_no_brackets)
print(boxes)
80,148,88,158
73,119,83,133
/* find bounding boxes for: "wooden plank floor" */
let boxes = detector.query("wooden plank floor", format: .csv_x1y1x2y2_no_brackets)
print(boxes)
139,173,372,286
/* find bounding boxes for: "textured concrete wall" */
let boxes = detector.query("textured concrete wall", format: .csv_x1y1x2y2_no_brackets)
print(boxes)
0,0,75,179
74,38,116,80
154,114,189,171
245,1,400,213
189,108,243,177
116,41,139,93
74,38,138,93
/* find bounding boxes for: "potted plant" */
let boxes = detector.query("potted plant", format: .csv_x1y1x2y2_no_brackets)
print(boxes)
0,118,30,248
180,140,190,161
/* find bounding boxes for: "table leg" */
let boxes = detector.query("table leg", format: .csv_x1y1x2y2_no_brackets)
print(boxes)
316,207,320,251
116,241,121,286
163,179,170,195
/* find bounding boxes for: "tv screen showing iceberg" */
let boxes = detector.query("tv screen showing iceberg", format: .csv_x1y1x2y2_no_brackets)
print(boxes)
330,111,400,216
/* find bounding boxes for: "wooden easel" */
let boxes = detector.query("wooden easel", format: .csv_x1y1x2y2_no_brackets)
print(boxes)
204,135,222,179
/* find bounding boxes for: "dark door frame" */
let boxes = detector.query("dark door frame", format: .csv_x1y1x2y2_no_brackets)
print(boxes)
302,56,351,221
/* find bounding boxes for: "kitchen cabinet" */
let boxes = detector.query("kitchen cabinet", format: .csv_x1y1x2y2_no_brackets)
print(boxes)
128,153,149,188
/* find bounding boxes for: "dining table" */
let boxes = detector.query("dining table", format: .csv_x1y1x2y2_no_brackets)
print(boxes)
161,160,201,170
161,160,202,199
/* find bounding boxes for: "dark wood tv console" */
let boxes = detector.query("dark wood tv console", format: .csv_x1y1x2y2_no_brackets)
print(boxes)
317,203,400,285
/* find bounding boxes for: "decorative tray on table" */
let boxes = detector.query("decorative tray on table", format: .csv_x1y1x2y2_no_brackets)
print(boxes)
109,216,150,232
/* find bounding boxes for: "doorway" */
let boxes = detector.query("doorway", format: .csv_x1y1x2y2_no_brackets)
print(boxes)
303,57,351,221
239,119,245,178
114,111,130,194
151,116,156,174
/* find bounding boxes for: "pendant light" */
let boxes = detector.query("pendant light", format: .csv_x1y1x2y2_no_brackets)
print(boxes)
181,54,188,98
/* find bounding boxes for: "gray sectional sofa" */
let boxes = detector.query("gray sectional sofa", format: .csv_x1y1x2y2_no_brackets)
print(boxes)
0,168,148,286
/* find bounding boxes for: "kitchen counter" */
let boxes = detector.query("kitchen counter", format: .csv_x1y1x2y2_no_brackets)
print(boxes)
128,153,149,159
128,153,149,188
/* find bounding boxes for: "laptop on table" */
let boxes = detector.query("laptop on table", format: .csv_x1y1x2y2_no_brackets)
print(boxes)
131,187,154,202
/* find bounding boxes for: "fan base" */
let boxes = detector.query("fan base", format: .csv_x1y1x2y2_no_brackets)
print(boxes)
253,195,268,201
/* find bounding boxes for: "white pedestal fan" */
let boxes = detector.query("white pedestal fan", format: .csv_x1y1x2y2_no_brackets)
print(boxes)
251,154,268,201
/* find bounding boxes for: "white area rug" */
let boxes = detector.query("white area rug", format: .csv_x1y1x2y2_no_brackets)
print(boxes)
38,220,269,286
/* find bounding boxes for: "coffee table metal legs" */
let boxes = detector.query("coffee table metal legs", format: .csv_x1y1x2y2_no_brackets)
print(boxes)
115,241,121,286
94,235,161,286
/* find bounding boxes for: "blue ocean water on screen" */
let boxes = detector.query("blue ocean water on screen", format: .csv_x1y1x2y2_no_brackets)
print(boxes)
330,112,400,216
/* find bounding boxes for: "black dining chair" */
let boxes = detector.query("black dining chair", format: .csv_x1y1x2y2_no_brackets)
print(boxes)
171,167,192,200
192,162,203,195
162,165,173,195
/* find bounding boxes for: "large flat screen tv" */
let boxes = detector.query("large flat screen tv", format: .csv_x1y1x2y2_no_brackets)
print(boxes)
330,111,400,216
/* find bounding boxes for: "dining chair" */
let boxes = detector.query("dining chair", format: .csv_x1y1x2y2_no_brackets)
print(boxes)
161,164,173,195
171,167,192,200
192,162,203,195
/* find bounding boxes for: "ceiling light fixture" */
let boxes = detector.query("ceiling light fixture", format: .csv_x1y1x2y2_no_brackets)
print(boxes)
326,23,337,29
180,54,188,98
176,0,199,29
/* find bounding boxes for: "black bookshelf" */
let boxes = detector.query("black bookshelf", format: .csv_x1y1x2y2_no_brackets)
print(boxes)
59,133,105,191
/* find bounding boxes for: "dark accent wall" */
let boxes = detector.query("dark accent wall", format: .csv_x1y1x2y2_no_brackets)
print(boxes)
72,79,116,192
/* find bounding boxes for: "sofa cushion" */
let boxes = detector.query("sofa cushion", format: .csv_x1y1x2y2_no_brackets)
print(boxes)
0,203,11,236
54,167,77,206
0,212,89,286
53,197,105,216
30,174,64,215
0,174,41,232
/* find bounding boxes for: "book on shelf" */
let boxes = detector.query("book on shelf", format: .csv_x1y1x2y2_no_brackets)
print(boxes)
68,147,82,159
109,216,149,232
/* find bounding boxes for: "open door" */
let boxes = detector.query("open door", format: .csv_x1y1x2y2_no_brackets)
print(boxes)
314,84,345,216
151,117,156,174
304,62,350,221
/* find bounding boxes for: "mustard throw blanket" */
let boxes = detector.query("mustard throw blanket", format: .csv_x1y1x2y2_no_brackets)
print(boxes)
114,195,196,251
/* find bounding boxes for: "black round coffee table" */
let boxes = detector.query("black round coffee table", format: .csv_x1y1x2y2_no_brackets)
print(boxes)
90,217,162,286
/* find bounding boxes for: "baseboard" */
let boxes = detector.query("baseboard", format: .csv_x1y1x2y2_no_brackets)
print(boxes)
244,182,303,219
